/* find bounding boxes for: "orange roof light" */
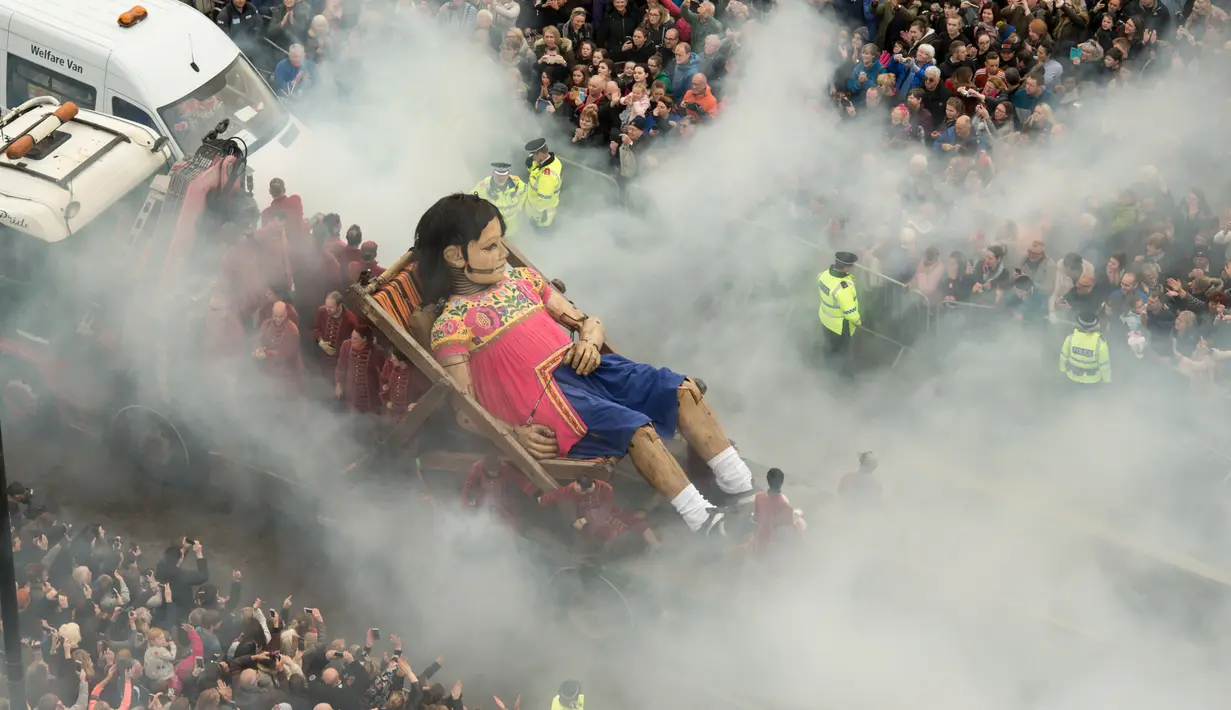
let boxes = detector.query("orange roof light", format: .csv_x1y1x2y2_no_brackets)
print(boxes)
118,5,148,26
6,136,34,160
53,102,78,122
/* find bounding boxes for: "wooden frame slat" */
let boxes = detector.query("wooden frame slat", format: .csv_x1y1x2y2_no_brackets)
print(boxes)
347,284,560,492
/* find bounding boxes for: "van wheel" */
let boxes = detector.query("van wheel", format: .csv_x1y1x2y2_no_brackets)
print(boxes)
109,405,191,483
0,361,50,440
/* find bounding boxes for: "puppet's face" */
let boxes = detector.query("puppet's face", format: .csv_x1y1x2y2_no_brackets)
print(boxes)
444,216,508,287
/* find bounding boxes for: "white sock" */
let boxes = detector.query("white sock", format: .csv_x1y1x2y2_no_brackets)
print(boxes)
708,446,754,495
671,484,713,531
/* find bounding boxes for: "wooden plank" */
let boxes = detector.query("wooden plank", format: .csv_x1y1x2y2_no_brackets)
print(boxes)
414,448,612,483
383,379,449,449
346,285,560,493
541,458,614,482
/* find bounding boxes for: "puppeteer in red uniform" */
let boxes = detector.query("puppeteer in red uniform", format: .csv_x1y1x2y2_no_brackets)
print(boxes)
312,292,358,377
256,287,299,330
379,349,431,419
345,241,385,285
260,178,304,235
540,476,661,552
837,452,884,508
254,302,304,397
750,468,805,557
460,455,539,529
338,225,364,281
335,325,385,414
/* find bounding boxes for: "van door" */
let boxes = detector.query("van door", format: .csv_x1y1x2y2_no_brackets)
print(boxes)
6,19,105,110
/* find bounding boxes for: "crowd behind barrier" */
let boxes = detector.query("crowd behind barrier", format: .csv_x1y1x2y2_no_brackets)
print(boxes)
2,484,489,710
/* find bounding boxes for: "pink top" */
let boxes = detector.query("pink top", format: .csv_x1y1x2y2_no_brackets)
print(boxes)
432,267,588,455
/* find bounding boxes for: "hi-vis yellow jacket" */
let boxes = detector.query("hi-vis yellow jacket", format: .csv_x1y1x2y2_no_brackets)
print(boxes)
525,155,563,227
817,268,861,336
473,175,526,237
1059,329,1111,383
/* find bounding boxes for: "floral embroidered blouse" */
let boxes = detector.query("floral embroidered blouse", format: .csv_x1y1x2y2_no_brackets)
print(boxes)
431,267,588,454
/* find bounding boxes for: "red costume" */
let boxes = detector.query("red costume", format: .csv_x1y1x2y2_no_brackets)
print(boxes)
323,239,346,262
460,460,538,529
257,318,304,397
257,301,299,329
311,306,358,376
378,360,431,418
315,250,343,298
750,491,799,556
540,480,647,543
261,194,304,230
335,339,386,413
339,245,363,280
346,259,385,286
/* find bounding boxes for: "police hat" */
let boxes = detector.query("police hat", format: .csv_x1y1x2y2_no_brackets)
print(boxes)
524,137,548,154
490,162,512,176
835,251,859,267
1076,312,1099,329
558,680,581,700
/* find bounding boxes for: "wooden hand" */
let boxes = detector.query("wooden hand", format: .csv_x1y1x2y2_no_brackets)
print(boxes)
515,424,558,459
567,340,601,375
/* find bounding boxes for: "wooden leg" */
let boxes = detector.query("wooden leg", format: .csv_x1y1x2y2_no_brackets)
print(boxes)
675,378,730,462
627,426,690,500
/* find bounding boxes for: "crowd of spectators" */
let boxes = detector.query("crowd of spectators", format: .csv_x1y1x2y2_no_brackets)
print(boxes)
2,484,485,710
800,0,1231,385
202,0,758,177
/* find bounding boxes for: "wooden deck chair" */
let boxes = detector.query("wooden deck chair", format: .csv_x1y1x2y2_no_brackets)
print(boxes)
345,240,622,491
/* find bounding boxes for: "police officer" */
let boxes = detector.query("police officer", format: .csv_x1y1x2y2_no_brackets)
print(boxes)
1059,311,1111,386
473,162,527,237
551,680,583,710
817,251,862,374
524,137,563,230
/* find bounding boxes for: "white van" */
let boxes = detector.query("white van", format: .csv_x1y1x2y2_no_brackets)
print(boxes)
0,0,303,177
0,96,172,244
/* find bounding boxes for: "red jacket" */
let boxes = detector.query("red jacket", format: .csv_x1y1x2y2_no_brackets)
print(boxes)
335,340,385,413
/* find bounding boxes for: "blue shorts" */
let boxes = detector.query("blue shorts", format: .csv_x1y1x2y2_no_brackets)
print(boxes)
553,353,686,459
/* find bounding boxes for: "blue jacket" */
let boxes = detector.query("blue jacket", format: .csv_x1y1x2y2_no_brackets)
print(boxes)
863,0,878,42
1005,289,1047,323
1010,86,1057,115
274,58,317,96
887,56,932,99
643,110,681,134
934,124,987,153
670,52,701,99
846,61,885,103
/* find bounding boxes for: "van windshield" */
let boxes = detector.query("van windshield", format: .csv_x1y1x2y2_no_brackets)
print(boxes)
158,55,289,157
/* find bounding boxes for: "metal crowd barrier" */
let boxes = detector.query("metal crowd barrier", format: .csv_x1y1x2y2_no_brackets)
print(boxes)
934,298,1000,335
854,324,916,369
850,263,934,344
554,151,621,207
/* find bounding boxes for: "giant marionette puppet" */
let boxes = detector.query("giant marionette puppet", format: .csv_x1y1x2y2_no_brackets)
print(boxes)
398,193,755,533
